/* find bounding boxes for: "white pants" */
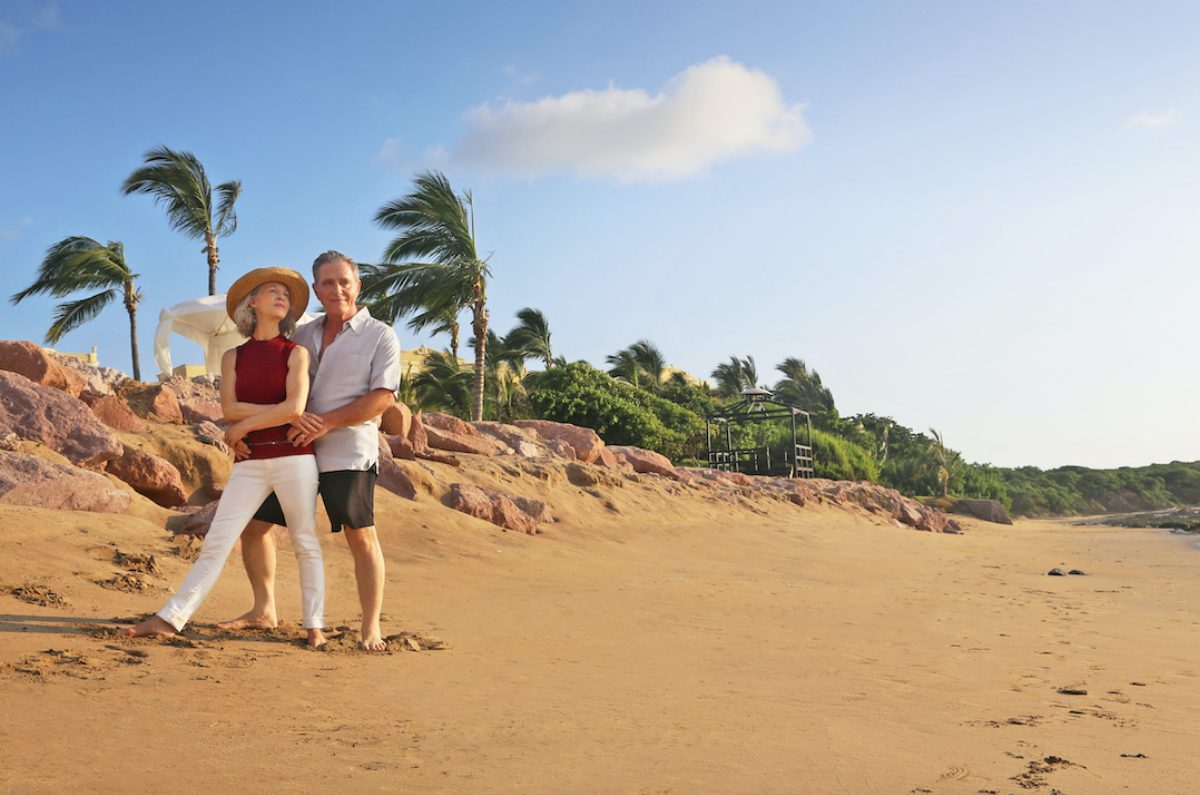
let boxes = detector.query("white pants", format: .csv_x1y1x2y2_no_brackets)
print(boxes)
158,455,325,631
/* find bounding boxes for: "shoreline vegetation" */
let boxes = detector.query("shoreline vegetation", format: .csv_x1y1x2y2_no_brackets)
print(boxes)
14,158,1195,523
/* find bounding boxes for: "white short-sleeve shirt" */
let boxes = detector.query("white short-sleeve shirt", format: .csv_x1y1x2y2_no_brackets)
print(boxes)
291,307,401,473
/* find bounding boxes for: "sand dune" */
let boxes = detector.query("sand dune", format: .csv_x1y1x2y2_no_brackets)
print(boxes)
2,468,1198,793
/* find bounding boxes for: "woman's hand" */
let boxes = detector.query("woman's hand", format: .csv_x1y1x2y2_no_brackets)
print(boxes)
225,421,249,450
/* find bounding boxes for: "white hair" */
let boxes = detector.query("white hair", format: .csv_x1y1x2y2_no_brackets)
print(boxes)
232,285,297,338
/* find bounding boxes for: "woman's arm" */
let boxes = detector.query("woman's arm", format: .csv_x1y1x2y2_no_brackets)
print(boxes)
219,348,280,423
225,347,311,446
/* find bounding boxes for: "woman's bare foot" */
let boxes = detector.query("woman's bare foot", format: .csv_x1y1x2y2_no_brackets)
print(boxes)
360,621,387,652
306,628,327,649
122,615,177,639
216,608,278,631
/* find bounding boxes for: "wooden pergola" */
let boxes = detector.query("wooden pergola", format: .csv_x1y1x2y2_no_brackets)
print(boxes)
705,387,815,478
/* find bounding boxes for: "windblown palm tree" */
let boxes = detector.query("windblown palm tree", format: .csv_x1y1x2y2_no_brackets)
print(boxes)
363,171,490,420
121,146,240,296
473,329,527,421
774,357,836,412
711,355,759,398
11,237,144,380
409,306,461,362
507,307,553,369
606,347,643,388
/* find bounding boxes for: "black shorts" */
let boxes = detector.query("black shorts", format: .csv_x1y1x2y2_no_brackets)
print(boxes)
253,467,377,533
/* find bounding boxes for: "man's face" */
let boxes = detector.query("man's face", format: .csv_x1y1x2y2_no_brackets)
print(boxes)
313,261,360,316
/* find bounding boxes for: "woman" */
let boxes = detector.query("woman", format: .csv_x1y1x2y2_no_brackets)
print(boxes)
125,267,326,648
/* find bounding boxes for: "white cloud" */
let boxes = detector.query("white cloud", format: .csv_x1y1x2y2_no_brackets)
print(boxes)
451,56,810,182
1124,109,1181,129
375,137,407,170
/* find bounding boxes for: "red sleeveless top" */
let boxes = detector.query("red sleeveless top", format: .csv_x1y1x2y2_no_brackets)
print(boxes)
235,335,314,460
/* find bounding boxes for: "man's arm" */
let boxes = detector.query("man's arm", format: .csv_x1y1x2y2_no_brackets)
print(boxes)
291,325,401,445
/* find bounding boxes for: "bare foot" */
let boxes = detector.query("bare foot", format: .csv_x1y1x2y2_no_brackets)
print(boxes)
216,609,278,631
122,615,177,639
306,628,327,650
360,622,387,652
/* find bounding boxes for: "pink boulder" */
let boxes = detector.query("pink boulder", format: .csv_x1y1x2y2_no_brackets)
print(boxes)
420,411,477,436
376,434,417,500
0,371,122,468
107,445,188,507
179,397,223,424
609,446,681,480
545,439,577,461
407,414,429,454
0,449,131,513
514,420,604,464
380,402,414,438
80,392,147,433
424,425,506,456
473,422,545,458
445,483,541,535
387,434,416,460
0,341,86,396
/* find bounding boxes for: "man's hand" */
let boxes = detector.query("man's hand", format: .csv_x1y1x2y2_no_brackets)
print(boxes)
232,440,251,461
289,412,329,447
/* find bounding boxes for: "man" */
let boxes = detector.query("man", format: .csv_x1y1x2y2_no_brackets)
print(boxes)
220,250,400,651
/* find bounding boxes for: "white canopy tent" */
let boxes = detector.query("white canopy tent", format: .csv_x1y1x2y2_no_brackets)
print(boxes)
154,294,318,377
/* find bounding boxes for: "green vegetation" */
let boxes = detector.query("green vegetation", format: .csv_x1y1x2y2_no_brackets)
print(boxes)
11,237,144,380
122,146,240,296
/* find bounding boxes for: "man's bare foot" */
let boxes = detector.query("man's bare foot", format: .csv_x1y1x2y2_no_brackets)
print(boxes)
360,623,387,652
122,615,177,639
306,628,327,649
216,609,278,631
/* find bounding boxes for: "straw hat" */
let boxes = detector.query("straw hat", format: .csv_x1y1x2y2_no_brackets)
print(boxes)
225,267,309,321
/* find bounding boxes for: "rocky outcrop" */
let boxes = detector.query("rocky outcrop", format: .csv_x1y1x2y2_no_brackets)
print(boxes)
610,446,682,480
387,434,416,460
0,341,86,396
50,351,125,395
408,415,429,455
424,425,506,457
179,397,223,424
80,392,147,433
473,422,545,458
444,483,544,534
107,445,188,507
514,420,604,464
951,499,1013,525
420,412,477,437
121,382,184,423
0,371,123,468
793,479,961,533
0,449,131,513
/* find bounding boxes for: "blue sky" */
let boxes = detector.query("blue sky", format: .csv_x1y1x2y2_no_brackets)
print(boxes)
2,1,1197,469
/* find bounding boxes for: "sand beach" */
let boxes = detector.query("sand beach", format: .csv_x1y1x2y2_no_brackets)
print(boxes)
2,470,1197,794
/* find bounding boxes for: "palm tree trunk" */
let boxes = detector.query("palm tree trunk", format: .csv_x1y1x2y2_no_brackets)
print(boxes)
125,290,142,382
206,232,219,296
451,321,460,362
471,297,488,421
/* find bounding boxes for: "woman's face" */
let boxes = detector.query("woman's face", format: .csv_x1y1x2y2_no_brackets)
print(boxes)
250,281,291,323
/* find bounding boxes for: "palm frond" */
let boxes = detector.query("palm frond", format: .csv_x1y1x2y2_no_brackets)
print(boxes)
214,180,241,236
121,145,214,239
45,289,117,343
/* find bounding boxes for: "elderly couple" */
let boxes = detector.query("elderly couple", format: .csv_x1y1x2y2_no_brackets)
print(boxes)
125,251,401,651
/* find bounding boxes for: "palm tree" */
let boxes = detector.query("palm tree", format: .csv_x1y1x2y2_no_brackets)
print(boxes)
630,339,666,388
121,146,240,296
365,171,490,420
606,346,643,388
711,355,758,398
928,428,960,498
474,329,527,421
409,305,461,362
774,357,836,412
411,349,473,416
11,237,143,380
507,307,553,369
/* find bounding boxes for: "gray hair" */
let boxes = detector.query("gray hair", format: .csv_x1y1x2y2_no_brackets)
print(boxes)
232,285,298,338
312,250,358,281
